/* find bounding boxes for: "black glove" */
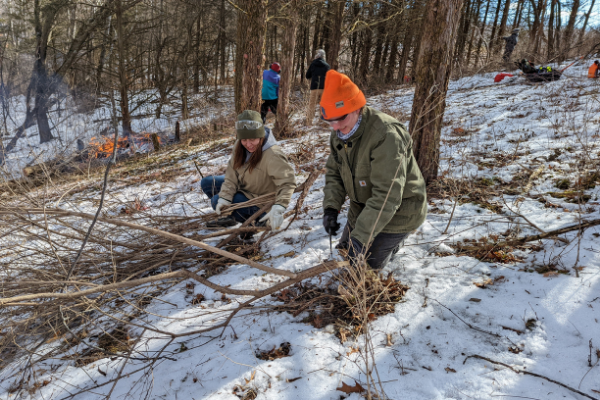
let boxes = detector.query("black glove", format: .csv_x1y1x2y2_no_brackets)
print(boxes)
346,237,366,267
323,208,340,235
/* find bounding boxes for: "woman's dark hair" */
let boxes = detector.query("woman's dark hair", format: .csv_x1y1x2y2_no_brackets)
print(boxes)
233,138,264,172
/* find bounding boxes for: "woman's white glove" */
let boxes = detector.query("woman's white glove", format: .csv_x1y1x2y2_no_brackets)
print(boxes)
215,198,231,215
260,204,286,230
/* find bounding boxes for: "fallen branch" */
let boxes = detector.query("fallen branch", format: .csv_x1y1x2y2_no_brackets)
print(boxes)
464,354,599,400
1,207,296,278
432,299,504,340
458,218,600,251
0,262,345,305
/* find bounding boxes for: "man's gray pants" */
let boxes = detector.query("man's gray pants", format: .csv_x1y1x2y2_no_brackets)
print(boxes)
337,223,409,269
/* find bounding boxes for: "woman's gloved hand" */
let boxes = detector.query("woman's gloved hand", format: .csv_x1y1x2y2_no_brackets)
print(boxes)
322,208,340,235
215,198,231,215
260,204,286,230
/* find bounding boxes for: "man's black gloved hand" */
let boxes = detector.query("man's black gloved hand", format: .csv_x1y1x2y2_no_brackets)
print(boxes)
346,237,366,268
323,208,341,235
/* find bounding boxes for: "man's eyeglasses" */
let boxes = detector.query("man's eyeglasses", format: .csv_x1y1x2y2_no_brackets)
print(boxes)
321,113,349,125
235,120,263,130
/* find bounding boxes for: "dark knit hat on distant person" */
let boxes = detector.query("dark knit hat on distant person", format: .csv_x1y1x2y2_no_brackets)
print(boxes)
236,110,265,140
270,62,281,73
319,70,366,120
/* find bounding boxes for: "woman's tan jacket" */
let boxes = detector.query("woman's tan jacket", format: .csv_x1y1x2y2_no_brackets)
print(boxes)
219,141,296,208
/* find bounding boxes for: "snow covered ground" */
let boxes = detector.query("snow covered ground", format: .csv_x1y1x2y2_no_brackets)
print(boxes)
1,63,600,400
0,87,233,179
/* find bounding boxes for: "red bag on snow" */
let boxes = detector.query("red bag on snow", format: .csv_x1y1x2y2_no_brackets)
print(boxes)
494,73,514,82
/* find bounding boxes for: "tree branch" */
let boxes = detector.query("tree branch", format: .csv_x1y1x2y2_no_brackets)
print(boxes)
464,354,599,400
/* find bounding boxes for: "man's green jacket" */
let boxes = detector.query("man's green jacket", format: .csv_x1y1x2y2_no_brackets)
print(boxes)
323,106,427,246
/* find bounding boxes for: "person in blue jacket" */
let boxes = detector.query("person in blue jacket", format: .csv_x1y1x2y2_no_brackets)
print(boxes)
261,62,280,123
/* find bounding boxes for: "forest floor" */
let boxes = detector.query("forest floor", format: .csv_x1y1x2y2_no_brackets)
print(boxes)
1,63,600,400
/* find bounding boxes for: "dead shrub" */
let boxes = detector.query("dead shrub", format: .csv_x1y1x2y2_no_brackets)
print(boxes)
274,270,409,342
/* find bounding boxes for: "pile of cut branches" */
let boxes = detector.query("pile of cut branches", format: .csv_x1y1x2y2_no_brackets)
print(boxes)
274,270,409,342
0,168,345,385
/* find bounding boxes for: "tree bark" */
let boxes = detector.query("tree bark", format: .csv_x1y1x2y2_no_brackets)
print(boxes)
495,0,512,54
487,0,502,62
529,0,546,61
33,0,55,144
465,0,482,64
562,0,580,56
453,0,472,63
409,0,464,184
328,0,345,70
385,27,400,81
548,0,556,59
349,2,361,78
372,2,389,77
474,0,491,65
234,0,268,113
555,1,562,57
219,0,227,83
357,3,373,85
275,0,299,137
311,5,323,59
512,0,524,29
116,0,132,135
398,1,422,83
194,13,201,92
577,0,596,45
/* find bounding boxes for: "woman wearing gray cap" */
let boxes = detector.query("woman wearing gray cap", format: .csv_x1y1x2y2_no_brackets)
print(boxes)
201,110,296,240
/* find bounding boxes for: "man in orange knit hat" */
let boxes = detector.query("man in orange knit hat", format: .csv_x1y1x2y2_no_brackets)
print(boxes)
321,70,427,269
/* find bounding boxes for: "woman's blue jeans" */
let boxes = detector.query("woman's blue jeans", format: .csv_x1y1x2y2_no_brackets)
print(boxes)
200,175,264,223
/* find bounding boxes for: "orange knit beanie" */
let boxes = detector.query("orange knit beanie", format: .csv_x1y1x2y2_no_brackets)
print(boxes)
319,70,366,119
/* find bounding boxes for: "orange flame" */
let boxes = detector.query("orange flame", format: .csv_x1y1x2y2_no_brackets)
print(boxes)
89,136,130,158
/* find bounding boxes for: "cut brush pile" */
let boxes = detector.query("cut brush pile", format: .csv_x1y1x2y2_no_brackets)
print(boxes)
274,270,409,343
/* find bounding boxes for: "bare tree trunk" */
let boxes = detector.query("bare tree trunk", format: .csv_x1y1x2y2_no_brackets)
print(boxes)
512,0,524,29
349,2,361,78
372,2,388,77
563,0,580,56
577,0,596,45
556,1,562,55
275,0,299,137
194,14,200,93
328,0,345,70
321,2,331,55
357,3,373,84
182,19,193,120
474,0,491,66
465,0,482,65
385,28,400,81
495,0,512,54
409,0,464,184
300,10,310,86
454,0,472,63
311,5,323,58
116,0,132,135
398,1,422,83
219,0,227,83
33,0,54,144
487,0,502,62
96,16,112,91
548,0,556,59
529,0,546,61
234,0,268,113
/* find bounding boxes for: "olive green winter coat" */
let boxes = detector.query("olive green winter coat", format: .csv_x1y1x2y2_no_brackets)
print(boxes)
219,142,296,208
323,106,427,246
